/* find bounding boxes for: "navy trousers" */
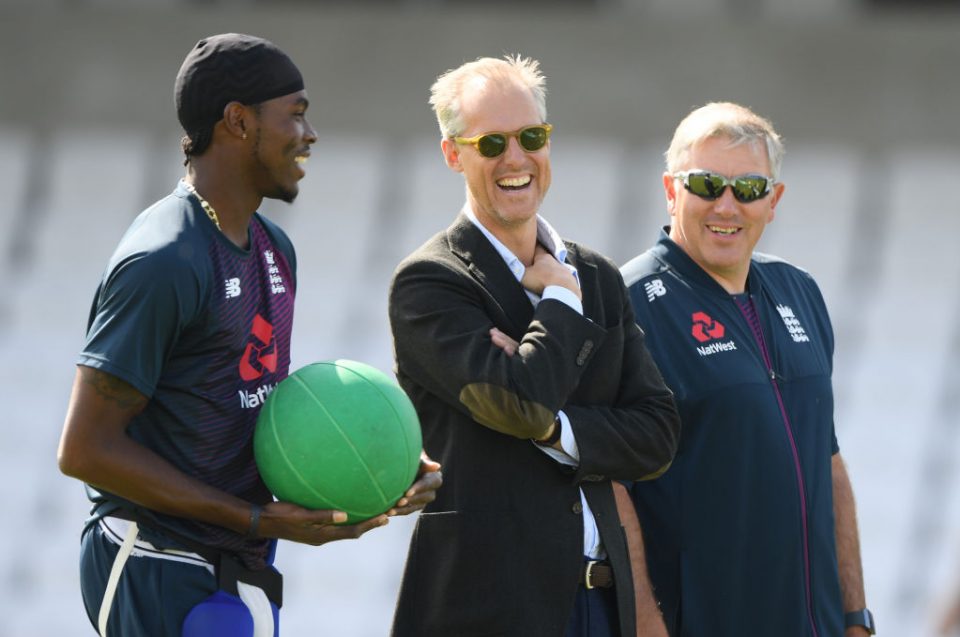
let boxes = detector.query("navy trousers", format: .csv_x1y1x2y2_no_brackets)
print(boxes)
565,583,620,637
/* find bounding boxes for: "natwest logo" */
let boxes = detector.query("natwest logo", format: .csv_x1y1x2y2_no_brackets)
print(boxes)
691,311,725,342
691,311,737,357
239,314,278,381
239,382,277,409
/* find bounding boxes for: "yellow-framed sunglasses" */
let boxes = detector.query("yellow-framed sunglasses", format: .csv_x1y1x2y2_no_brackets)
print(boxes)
453,124,553,158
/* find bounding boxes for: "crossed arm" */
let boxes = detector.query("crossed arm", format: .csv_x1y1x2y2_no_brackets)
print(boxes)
58,365,441,545
391,247,678,480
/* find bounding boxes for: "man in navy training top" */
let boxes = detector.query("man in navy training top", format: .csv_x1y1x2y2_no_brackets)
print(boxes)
621,102,874,637
57,33,441,637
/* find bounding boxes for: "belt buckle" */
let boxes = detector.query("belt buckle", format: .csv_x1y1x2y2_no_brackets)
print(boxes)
584,560,599,590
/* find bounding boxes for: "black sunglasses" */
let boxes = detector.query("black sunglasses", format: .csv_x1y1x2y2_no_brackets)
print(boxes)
674,170,774,204
454,124,553,158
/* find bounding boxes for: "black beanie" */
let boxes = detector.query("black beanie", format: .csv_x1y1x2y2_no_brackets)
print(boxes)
174,33,304,134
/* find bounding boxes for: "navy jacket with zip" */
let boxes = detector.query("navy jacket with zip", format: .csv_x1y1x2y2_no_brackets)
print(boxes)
622,229,844,637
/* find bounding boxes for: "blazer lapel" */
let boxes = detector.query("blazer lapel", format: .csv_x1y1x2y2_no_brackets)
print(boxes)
566,243,602,325
447,213,535,336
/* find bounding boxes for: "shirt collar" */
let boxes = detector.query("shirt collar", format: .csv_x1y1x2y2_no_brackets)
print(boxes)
463,201,569,283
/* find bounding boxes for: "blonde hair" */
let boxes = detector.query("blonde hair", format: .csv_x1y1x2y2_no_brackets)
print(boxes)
665,102,785,179
429,54,547,139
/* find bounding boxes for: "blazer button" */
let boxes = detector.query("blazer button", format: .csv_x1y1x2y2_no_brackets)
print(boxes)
575,340,594,366
572,501,583,514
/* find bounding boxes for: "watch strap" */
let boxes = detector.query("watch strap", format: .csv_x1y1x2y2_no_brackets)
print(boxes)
844,609,876,634
538,416,562,446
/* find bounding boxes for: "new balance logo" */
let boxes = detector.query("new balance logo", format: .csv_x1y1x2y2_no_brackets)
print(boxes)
645,279,666,302
776,304,810,343
225,278,241,299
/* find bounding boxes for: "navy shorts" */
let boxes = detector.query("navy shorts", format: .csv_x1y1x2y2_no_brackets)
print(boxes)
80,519,279,636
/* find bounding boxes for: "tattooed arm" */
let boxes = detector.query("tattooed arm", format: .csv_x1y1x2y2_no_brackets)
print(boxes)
57,366,390,544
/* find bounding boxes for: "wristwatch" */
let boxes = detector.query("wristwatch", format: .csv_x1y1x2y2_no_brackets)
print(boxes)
538,416,562,446
844,609,876,634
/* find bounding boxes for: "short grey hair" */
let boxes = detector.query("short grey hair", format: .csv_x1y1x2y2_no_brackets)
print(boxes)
429,54,547,139
665,102,785,180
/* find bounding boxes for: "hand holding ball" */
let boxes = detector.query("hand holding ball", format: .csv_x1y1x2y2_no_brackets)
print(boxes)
254,360,423,523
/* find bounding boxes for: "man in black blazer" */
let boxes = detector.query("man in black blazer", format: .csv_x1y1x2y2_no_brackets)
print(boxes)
388,55,681,637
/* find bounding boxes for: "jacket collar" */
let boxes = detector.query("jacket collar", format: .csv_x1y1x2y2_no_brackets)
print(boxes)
447,212,537,335
655,226,765,298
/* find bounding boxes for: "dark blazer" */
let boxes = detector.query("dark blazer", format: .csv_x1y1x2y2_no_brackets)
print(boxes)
389,213,680,637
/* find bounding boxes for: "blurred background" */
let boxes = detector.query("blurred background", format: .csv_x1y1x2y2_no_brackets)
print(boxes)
1,0,959,635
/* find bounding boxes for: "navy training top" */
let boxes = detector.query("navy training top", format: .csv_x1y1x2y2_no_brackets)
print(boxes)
78,181,296,569
621,228,843,637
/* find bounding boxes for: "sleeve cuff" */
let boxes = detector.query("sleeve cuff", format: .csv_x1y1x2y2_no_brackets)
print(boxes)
542,285,583,316
532,409,580,467
556,409,580,461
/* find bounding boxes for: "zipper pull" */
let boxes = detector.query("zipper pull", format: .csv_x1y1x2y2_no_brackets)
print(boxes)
769,369,776,380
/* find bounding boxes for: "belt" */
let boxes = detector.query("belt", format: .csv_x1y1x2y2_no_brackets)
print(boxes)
579,560,614,589
100,507,283,607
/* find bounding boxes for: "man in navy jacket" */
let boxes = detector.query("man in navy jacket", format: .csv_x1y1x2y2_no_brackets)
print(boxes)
622,102,874,637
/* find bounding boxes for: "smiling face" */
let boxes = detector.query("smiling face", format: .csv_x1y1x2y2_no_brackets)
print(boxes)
441,78,551,234
666,135,785,293
249,90,316,203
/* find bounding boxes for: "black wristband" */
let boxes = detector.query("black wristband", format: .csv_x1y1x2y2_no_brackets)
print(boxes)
538,416,562,446
844,609,876,634
246,503,263,539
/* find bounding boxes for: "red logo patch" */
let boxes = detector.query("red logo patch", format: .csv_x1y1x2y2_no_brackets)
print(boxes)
239,314,278,381
691,311,725,343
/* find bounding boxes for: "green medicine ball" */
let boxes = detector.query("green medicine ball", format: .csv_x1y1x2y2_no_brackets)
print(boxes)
254,360,422,523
